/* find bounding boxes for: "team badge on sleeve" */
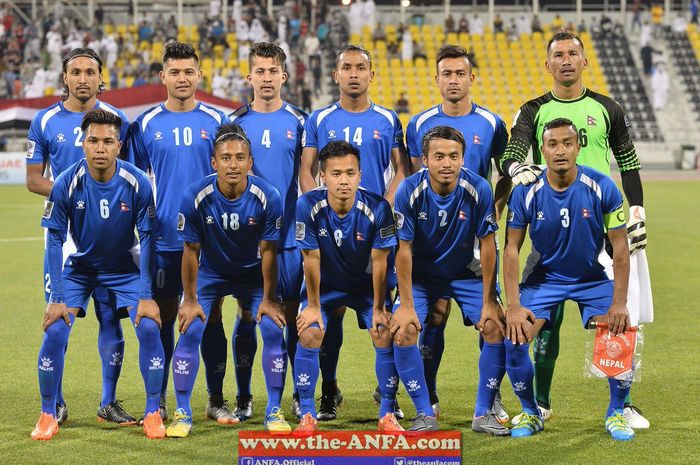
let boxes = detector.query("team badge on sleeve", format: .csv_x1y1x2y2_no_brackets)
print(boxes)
276,217,283,230
295,222,306,240
394,211,405,229
486,213,497,225
507,210,515,222
177,213,185,231
42,201,54,219
148,205,156,218
26,140,36,158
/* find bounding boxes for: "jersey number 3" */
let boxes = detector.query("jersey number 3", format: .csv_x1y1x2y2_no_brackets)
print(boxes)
560,208,570,228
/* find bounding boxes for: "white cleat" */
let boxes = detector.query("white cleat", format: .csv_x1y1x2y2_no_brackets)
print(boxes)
623,404,650,429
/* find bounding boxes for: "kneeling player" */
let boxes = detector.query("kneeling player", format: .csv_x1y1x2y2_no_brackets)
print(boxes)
503,118,635,441
294,141,436,436
33,109,165,440
170,123,290,437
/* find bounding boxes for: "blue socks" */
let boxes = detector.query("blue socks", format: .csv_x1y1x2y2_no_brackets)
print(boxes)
130,310,166,415
375,346,399,417
294,343,320,417
319,314,343,386
394,344,433,416
95,294,124,408
475,342,507,417
504,339,538,415
38,314,74,415
171,317,206,417
259,317,287,417
419,322,446,397
201,319,227,396
285,311,299,394
159,318,175,398
233,317,257,397
607,377,632,417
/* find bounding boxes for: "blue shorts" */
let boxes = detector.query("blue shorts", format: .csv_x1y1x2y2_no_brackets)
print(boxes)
197,271,263,318
299,285,395,330
399,274,499,328
153,251,183,299
63,266,140,317
520,279,613,328
278,247,303,301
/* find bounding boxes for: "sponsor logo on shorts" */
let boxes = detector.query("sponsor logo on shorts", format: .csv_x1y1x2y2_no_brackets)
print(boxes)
380,224,396,238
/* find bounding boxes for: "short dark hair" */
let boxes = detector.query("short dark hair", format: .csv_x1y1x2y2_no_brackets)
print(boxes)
542,117,578,140
80,109,122,135
319,141,360,171
163,41,199,64
421,126,466,157
213,122,251,155
336,44,372,69
62,47,105,98
436,45,472,72
546,29,585,54
249,42,287,71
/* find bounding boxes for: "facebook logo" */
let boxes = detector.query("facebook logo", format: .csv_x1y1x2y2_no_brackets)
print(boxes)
240,458,253,465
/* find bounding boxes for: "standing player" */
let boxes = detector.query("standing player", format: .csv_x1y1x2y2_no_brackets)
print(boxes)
130,42,231,422
227,42,307,421
25,47,134,425
394,126,521,437
299,44,409,420
32,109,165,440
169,123,289,437
503,118,635,441
294,141,436,435
404,44,511,420
498,30,649,428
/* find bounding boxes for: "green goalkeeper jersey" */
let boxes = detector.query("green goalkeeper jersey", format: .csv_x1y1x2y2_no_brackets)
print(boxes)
498,88,641,176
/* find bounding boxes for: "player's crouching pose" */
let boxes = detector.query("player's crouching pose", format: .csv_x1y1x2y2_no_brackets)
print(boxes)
293,141,435,436
33,109,165,440
171,123,289,437
503,118,635,441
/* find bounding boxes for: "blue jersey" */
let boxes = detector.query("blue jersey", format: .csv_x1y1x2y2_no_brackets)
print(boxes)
507,165,626,285
295,187,397,292
41,159,155,273
303,102,403,196
230,102,307,249
130,102,230,252
178,174,283,277
26,100,129,179
394,169,497,280
405,103,508,179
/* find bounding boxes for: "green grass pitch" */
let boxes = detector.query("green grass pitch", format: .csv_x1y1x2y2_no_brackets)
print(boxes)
1,180,699,465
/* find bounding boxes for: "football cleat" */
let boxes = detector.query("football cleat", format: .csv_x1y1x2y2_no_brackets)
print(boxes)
492,391,509,424
471,413,511,436
623,404,650,429
606,411,636,441
31,412,59,440
378,412,405,433
142,411,166,439
407,413,438,435
234,395,253,421
97,400,138,425
372,386,405,420
291,393,301,420
56,402,68,426
293,412,318,437
166,408,193,438
205,398,240,425
159,395,168,421
510,412,544,438
265,407,292,435
317,392,337,421
512,404,552,425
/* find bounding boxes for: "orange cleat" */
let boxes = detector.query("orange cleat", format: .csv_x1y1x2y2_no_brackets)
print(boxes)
143,411,166,439
378,412,405,434
31,412,59,440
293,412,318,437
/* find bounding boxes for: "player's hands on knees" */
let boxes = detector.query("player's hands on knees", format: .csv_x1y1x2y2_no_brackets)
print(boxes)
297,306,324,335
508,162,543,186
257,299,286,328
177,300,205,334
605,303,630,336
136,299,162,328
477,301,507,338
505,304,536,345
389,305,421,345
43,303,71,331
370,307,392,339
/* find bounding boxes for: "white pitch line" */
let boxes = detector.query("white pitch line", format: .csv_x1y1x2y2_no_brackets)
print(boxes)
0,236,43,243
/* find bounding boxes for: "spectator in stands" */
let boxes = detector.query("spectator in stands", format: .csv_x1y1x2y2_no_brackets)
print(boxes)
301,84,312,113
304,30,320,66
692,0,699,25
470,14,484,36
373,22,386,42
364,0,377,30
348,0,363,35
395,92,410,114
494,14,503,33
551,14,564,32
631,0,642,32
673,14,688,33
138,20,154,42
578,18,587,33
589,16,600,33
458,14,469,33
651,3,664,37
413,40,427,62
401,28,413,62
0,74,8,99
507,18,518,42
311,55,322,97
95,3,104,25
211,69,228,99
209,0,222,20
517,15,531,36
566,21,577,33
640,19,652,46
641,42,661,75
651,61,669,110
446,14,456,33
600,14,613,34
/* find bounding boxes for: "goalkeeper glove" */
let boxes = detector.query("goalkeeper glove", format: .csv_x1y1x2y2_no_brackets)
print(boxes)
508,162,543,186
627,205,647,252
